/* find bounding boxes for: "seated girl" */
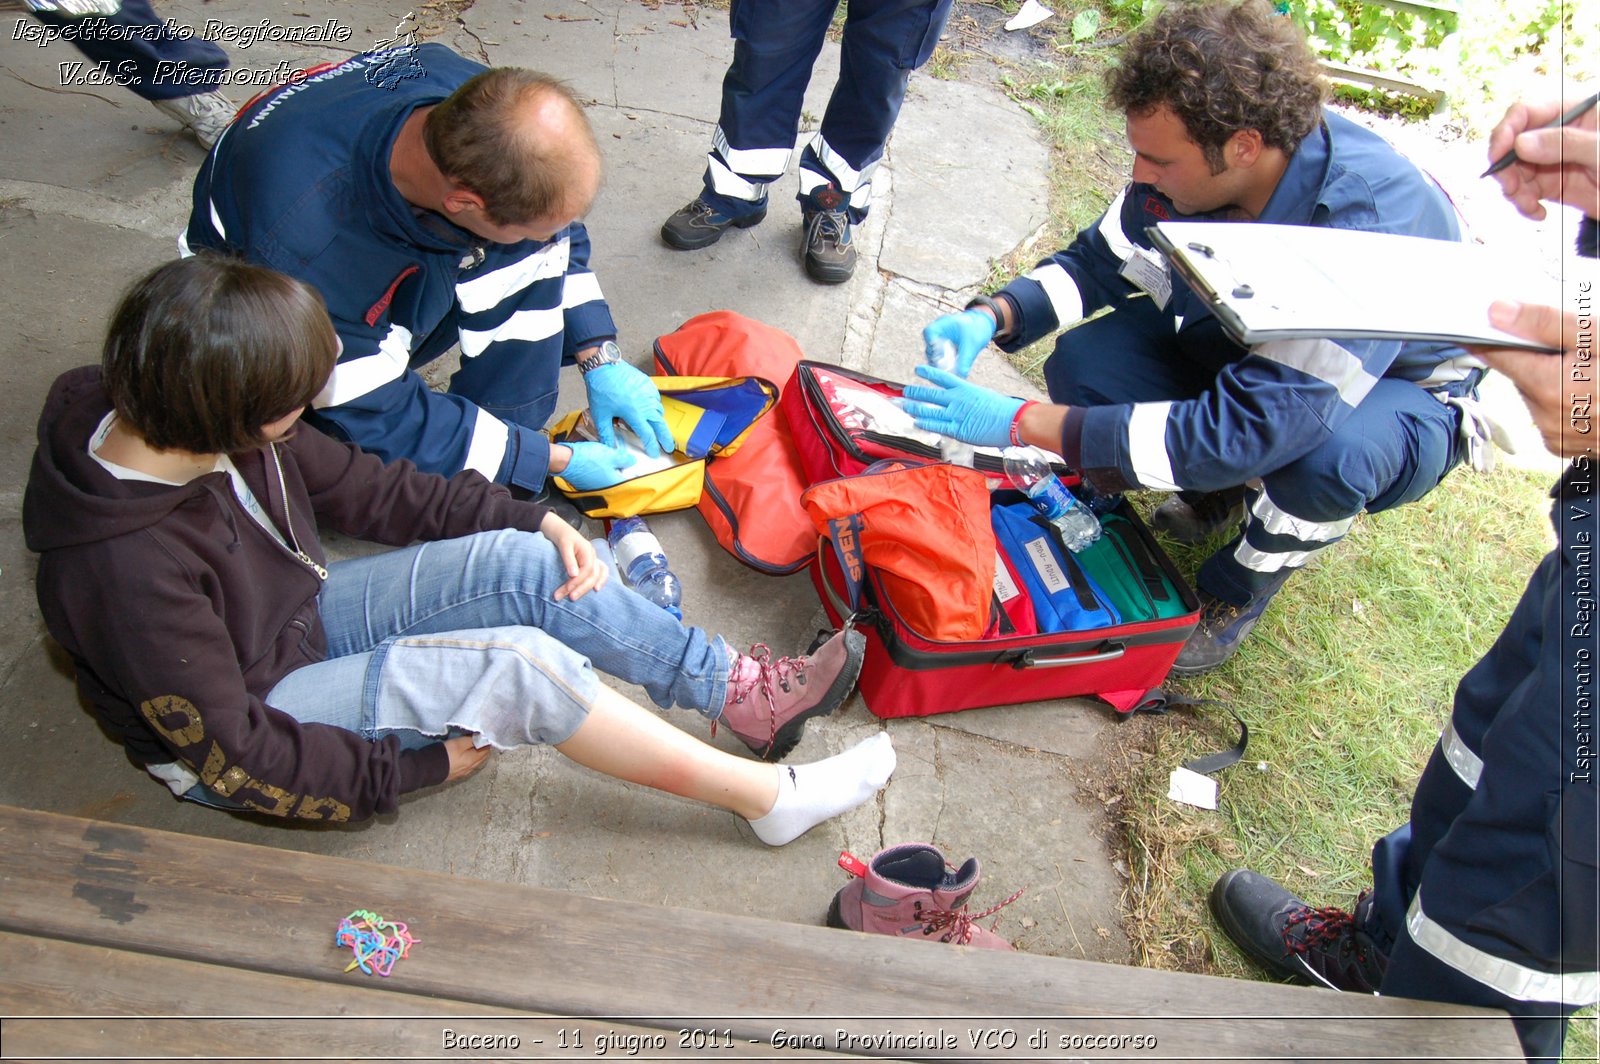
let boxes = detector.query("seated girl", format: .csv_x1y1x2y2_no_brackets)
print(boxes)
23,256,892,844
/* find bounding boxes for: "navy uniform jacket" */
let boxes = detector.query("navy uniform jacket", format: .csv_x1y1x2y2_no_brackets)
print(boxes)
185,44,616,490
999,109,1472,495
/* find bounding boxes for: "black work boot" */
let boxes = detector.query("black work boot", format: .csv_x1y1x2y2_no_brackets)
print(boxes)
1150,487,1248,544
800,184,856,284
1170,574,1288,675
660,197,767,251
1210,869,1388,993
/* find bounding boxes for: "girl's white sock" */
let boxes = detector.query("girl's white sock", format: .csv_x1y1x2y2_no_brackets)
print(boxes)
747,732,895,847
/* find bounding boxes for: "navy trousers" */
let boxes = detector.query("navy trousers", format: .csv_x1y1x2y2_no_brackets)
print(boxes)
31,0,228,101
1366,472,1599,1059
1048,297,1463,606
699,0,953,223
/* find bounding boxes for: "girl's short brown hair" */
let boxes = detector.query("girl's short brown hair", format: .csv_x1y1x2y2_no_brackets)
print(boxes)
101,256,339,455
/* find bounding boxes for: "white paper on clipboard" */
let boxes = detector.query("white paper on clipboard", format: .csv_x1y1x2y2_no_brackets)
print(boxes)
1149,220,1588,352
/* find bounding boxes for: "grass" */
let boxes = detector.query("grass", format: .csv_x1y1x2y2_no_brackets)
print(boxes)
953,2,1597,1056
1119,463,1556,971
1116,465,1597,1061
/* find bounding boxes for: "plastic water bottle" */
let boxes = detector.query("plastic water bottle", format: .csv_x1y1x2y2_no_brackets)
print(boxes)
1001,446,1102,552
606,516,683,620
923,338,982,468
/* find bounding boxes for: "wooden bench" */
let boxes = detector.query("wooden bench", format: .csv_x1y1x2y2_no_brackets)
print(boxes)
0,805,1524,1060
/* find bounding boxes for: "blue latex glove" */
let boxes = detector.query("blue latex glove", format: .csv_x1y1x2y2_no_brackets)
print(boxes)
559,441,637,491
922,309,996,378
898,364,1023,449
583,361,675,457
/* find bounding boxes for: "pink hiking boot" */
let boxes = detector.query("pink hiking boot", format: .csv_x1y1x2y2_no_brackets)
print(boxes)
717,628,866,761
826,844,1019,950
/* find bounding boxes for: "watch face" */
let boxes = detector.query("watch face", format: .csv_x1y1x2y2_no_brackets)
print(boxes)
581,341,622,371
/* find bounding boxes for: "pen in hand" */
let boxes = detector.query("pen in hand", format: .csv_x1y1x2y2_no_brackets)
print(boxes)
1481,90,1600,178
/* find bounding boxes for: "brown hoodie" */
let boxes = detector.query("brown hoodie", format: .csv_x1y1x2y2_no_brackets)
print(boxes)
23,367,551,821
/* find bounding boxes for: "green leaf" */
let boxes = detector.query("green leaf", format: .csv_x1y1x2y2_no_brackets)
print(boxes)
1071,8,1101,41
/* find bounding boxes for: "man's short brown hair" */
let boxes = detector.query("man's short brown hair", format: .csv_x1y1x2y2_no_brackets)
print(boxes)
423,68,599,227
1108,0,1327,172
102,256,338,455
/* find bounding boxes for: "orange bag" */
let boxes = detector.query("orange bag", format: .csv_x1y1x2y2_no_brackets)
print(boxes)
801,461,996,642
653,312,815,575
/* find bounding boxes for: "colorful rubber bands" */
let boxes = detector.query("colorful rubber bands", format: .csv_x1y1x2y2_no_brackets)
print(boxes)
334,909,418,977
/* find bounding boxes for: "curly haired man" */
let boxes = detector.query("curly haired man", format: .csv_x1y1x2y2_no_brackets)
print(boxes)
906,0,1478,672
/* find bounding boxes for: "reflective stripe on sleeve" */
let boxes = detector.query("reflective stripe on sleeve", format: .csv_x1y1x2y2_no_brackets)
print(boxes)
1025,263,1085,329
1439,717,1483,790
462,407,510,481
1126,401,1180,491
561,270,604,312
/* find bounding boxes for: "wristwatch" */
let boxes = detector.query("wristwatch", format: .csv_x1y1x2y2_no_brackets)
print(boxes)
577,340,622,374
966,293,1010,342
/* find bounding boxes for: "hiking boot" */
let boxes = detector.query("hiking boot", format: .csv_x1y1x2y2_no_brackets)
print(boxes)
826,844,1019,950
1169,578,1286,676
718,628,866,761
660,197,767,251
152,91,236,148
1150,487,1247,544
801,208,856,284
1210,869,1387,992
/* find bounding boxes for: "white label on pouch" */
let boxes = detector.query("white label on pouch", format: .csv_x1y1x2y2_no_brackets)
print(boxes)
1118,246,1172,309
1023,536,1071,595
993,550,1021,603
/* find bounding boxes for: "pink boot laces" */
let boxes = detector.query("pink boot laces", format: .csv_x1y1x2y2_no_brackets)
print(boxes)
914,886,1026,945
713,644,806,752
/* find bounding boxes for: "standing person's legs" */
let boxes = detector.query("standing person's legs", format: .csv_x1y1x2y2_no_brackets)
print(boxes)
31,0,229,101
1372,549,1596,1059
661,0,837,248
794,0,952,282
32,0,234,145
797,0,954,223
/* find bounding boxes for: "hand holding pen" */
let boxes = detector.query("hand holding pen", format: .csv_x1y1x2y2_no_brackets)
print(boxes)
1484,90,1599,222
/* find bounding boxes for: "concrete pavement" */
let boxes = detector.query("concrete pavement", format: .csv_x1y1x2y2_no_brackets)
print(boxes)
0,0,1570,982
0,0,1134,963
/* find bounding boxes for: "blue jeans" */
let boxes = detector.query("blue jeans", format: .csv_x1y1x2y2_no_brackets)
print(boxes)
183,529,732,807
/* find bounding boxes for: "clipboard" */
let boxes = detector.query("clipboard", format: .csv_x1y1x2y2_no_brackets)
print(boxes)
1147,221,1577,352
